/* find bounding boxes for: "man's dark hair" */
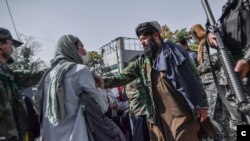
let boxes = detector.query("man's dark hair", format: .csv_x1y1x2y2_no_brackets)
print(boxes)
176,38,188,46
135,21,161,37
135,21,163,43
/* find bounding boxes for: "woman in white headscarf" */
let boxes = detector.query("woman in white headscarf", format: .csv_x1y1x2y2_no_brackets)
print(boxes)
34,35,108,141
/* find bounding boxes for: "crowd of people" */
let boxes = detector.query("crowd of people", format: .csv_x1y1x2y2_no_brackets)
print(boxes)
1,0,250,141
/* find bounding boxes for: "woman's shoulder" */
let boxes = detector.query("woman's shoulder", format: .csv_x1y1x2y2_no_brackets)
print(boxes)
65,64,91,77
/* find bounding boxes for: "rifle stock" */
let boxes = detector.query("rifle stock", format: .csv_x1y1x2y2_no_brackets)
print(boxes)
201,0,250,124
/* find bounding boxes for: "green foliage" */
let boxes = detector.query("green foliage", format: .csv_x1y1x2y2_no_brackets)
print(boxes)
189,44,198,51
87,51,104,73
160,25,174,41
174,28,189,41
160,25,198,51
9,34,46,71
161,25,189,42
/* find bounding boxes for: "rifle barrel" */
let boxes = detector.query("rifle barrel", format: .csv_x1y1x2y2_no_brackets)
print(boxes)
201,0,216,26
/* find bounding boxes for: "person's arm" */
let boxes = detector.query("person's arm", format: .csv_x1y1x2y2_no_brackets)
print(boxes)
103,58,141,88
234,59,250,78
208,32,250,78
234,49,250,78
196,107,208,123
14,69,46,88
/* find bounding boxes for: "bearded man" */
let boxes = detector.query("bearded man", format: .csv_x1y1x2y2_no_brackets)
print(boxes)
100,21,209,141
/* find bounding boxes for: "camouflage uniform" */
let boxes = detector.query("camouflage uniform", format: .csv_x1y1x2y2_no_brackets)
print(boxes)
0,62,44,141
197,47,231,141
124,78,153,120
198,43,250,141
198,48,221,117
216,71,250,141
220,0,250,123
212,0,250,140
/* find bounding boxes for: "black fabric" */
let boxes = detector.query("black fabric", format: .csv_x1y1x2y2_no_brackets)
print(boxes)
120,113,150,141
80,92,126,141
220,0,250,60
130,115,150,141
197,117,216,139
135,22,159,37
0,28,23,47
23,96,40,139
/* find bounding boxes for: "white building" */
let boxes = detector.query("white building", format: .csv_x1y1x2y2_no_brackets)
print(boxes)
100,37,143,75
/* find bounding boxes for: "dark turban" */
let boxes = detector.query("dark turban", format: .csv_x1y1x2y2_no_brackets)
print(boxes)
135,21,161,37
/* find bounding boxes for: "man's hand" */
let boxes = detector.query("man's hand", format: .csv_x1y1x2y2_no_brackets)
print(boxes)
196,107,208,123
234,59,250,78
207,32,218,48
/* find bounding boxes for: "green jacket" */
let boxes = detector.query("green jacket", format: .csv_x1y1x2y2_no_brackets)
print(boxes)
124,78,153,120
0,62,44,140
104,55,155,121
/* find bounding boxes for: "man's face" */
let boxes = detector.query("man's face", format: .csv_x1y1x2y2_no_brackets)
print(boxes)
139,34,157,58
139,34,153,49
0,39,14,60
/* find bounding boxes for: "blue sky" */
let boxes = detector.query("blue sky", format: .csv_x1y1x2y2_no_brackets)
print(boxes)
0,0,226,64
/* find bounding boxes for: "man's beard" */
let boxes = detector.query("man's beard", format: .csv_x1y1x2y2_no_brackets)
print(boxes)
144,38,158,59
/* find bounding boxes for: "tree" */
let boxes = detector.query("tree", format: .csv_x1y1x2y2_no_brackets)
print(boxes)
87,51,104,74
9,33,46,71
174,28,198,51
160,25,174,41
160,25,198,51
175,28,189,41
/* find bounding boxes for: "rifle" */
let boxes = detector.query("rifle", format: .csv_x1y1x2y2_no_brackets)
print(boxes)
201,0,250,124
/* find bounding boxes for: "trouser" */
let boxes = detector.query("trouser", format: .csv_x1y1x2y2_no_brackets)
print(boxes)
150,70,200,141
120,113,150,141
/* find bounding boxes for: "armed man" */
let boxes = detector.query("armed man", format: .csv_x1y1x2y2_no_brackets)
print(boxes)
0,27,44,141
202,0,250,140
